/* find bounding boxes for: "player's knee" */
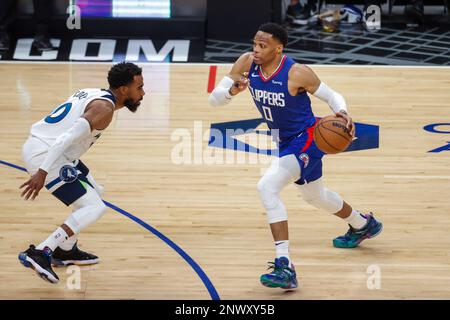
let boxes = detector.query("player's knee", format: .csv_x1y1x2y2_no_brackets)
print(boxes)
87,201,107,225
65,200,107,234
81,201,107,224
257,177,287,223
322,188,344,213
257,177,266,195
66,188,107,234
90,199,107,220
97,201,108,216
92,183,105,196
87,173,105,196
257,177,279,209
257,178,272,207
303,192,326,209
299,184,343,213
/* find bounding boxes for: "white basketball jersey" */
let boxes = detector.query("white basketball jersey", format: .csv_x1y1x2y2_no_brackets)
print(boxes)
30,88,116,161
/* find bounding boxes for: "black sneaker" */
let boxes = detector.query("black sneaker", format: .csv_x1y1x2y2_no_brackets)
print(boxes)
291,4,318,25
32,35,53,52
0,31,9,51
18,245,59,284
52,242,99,266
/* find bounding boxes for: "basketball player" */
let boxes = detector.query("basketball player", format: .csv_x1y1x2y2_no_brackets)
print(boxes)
209,23,382,289
18,62,145,283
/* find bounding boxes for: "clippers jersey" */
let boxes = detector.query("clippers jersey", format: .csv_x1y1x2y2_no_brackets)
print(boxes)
30,88,116,161
248,55,316,142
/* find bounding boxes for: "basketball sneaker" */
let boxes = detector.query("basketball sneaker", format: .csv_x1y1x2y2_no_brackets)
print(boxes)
18,245,59,284
291,3,319,26
51,242,99,266
260,257,298,289
333,212,383,248
286,1,303,22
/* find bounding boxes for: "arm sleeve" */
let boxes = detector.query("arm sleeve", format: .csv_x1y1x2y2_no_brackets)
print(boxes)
208,76,235,107
312,82,348,114
39,117,92,173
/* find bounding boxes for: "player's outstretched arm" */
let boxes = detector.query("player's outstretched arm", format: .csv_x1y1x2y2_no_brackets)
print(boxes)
208,52,253,107
290,64,355,137
19,100,113,201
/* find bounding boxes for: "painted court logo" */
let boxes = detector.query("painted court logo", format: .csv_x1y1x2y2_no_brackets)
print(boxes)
209,118,379,155
424,123,450,153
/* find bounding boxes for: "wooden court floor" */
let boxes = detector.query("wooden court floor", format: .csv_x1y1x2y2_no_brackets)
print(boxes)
0,63,449,299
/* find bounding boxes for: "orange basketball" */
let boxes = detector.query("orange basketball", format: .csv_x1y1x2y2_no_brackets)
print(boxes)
313,115,353,154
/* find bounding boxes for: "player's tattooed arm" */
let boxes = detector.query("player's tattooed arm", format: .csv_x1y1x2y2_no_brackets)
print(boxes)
83,99,115,131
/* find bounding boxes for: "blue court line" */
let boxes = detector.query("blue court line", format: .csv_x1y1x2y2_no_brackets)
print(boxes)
1,159,220,300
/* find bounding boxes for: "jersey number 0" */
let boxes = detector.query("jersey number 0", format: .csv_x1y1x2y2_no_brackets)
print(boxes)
262,106,273,122
44,103,72,124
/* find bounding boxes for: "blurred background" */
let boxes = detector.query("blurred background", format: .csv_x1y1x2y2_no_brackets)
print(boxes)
0,0,449,64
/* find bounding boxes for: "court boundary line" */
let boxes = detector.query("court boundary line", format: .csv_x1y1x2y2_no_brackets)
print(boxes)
1,60,450,69
0,159,220,300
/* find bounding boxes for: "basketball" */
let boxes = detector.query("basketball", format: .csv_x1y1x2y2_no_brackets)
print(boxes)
313,115,353,154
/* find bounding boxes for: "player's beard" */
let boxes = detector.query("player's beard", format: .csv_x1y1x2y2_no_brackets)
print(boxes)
124,98,141,113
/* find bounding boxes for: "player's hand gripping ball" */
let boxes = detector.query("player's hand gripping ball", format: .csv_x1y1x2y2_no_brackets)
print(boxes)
313,115,354,154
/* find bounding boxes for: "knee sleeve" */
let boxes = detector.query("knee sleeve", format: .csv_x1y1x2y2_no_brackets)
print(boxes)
257,177,288,223
298,179,344,214
64,186,107,234
257,155,300,224
86,173,105,196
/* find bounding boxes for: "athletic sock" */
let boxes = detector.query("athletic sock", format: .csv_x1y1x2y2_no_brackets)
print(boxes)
344,209,368,230
275,240,291,265
36,227,69,251
58,235,78,251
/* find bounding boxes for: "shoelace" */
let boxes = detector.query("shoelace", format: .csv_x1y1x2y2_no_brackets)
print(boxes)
266,261,293,278
344,220,370,239
343,226,357,239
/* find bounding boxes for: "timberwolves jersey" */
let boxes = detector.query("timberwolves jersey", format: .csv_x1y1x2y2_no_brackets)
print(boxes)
248,55,316,142
30,88,116,161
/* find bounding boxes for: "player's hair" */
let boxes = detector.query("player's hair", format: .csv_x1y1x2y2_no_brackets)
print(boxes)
107,62,142,89
258,23,288,47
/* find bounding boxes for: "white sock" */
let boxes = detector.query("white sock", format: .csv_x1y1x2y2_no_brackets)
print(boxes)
275,240,290,265
58,235,78,251
36,227,69,251
344,209,368,230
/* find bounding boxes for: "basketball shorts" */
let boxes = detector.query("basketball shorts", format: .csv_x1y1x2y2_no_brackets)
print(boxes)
22,135,93,206
278,123,325,185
